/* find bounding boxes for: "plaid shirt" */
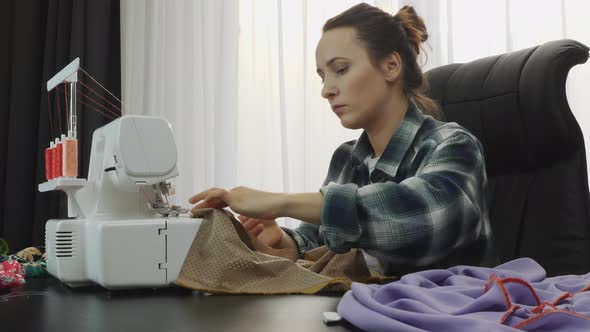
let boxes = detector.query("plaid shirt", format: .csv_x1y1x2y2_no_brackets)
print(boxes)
284,101,494,271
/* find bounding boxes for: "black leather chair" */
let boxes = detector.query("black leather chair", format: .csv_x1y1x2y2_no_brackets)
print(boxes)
425,39,590,276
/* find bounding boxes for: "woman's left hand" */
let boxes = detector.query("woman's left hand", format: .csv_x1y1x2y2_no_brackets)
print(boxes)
188,186,285,220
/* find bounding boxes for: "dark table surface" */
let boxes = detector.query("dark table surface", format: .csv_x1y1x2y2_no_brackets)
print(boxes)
0,276,363,332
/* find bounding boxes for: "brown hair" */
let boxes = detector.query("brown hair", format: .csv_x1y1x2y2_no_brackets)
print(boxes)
323,4,441,119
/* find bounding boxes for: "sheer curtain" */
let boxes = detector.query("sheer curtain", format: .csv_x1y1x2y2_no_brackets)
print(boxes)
121,0,240,206
121,0,590,227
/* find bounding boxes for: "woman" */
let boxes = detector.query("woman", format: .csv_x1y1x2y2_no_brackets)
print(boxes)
189,4,495,275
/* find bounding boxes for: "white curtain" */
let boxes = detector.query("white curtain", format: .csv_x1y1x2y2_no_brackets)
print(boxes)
122,0,590,227
121,0,240,206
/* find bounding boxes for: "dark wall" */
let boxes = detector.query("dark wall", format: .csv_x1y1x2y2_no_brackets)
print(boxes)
0,0,121,251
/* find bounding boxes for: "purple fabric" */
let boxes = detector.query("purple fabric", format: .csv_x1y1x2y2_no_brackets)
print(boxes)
337,258,590,331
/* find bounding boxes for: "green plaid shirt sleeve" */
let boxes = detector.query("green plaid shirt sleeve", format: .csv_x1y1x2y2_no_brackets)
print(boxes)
288,102,492,266
282,224,323,253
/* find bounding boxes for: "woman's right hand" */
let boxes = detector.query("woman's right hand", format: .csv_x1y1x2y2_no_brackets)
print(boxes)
237,216,299,261
237,216,284,249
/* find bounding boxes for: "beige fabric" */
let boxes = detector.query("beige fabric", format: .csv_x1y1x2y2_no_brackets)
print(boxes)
176,208,396,294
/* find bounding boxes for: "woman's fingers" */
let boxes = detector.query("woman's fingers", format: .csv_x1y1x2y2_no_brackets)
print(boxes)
194,198,225,209
249,234,271,253
188,191,207,204
237,215,250,223
189,188,229,215
248,234,297,262
251,223,264,237
188,188,227,208
188,188,226,204
241,218,260,232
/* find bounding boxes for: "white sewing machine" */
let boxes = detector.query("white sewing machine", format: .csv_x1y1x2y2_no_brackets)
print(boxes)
38,59,201,290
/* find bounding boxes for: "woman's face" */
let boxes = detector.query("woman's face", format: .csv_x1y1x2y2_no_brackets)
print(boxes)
315,27,395,130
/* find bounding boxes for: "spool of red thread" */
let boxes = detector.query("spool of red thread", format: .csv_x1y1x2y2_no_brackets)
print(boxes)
52,139,59,180
45,143,53,180
47,142,56,180
55,136,64,178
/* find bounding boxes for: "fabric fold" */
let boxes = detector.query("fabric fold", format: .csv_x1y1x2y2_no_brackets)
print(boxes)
176,208,394,294
338,258,590,331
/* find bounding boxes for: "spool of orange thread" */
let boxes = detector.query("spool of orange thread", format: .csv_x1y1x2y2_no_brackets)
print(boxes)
63,132,78,178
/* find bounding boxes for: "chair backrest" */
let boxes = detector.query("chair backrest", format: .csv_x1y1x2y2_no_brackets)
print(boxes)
425,39,590,276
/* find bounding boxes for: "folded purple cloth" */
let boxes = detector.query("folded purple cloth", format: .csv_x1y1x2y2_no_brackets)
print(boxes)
337,258,590,331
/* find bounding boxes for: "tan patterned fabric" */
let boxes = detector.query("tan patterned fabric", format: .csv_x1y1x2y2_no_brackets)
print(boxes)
176,208,396,294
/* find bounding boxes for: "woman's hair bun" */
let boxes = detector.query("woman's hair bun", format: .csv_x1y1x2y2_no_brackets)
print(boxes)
393,5,428,55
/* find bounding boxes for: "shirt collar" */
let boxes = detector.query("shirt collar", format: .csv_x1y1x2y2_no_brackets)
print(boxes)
351,101,426,178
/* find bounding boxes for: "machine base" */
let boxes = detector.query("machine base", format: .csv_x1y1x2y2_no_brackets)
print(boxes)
45,217,201,290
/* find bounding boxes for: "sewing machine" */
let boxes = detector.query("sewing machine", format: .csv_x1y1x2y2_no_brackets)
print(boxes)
38,59,201,290
38,115,201,290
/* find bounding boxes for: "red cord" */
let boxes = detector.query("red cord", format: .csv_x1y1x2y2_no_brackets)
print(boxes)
485,275,590,328
77,98,118,120
76,88,121,118
78,80,122,116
